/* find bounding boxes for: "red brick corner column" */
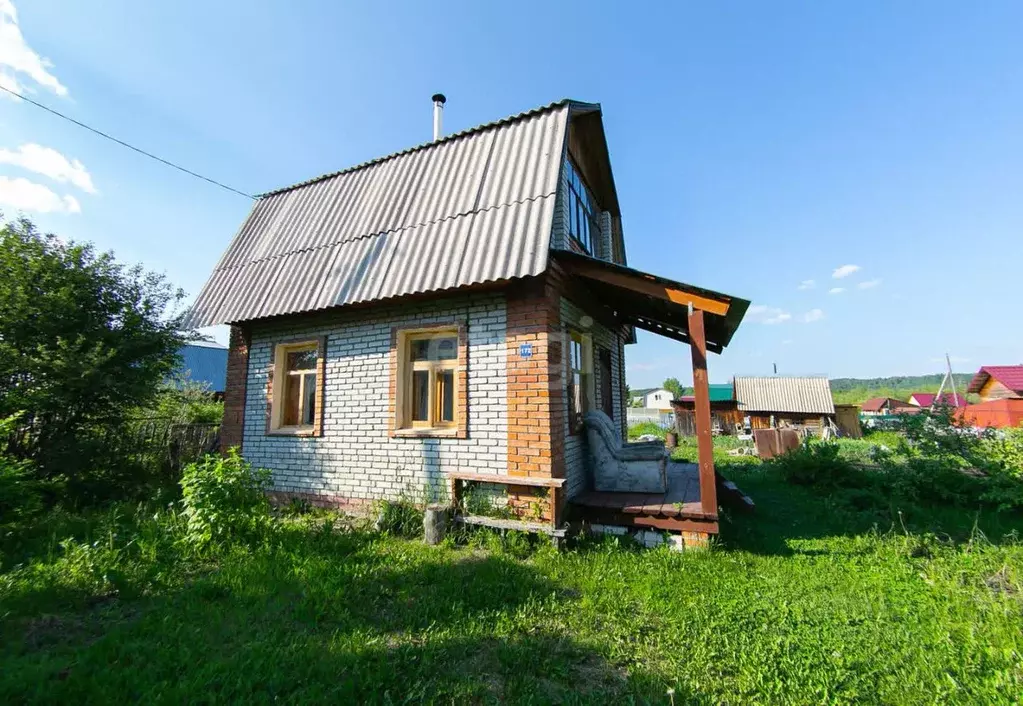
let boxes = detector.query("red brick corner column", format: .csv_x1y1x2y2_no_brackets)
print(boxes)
505,277,566,523
220,324,250,453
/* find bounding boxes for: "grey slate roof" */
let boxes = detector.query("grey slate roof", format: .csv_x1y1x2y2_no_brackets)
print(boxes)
185,100,582,328
734,376,835,415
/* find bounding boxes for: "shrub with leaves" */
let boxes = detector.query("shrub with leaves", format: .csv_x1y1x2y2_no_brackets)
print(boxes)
179,449,273,550
134,377,224,424
374,498,423,539
0,414,41,524
0,215,187,503
769,438,860,488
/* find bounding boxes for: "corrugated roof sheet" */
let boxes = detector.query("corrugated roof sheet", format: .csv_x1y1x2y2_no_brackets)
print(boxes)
185,101,576,328
908,392,967,407
175,343,228,392
968,365,1023,394
734,376,835,415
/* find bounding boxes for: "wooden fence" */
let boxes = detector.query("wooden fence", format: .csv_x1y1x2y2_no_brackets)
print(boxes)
7,417,221,479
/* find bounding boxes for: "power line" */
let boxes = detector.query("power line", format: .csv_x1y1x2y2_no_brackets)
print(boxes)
0,84,255,200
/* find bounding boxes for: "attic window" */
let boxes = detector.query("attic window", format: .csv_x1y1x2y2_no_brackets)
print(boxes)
564,156,600,256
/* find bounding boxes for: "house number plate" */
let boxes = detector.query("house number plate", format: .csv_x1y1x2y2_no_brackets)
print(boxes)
519,343,533,358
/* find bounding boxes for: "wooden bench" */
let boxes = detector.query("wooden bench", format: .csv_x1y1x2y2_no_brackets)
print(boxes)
447,472,567,541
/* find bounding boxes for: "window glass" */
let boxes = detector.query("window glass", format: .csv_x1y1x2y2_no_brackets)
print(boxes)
438,370,454,423
287,348,317,371
567,331,591,430
411,370,430,421
564,157,600,255
410,337,457,361
283,374,301,426
302,372,316,425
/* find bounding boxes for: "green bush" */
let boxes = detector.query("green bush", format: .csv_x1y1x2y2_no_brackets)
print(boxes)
374,498,423,538
627,421,666,440
0,216,186,505
768,438,860,487
179,449,273,550
0,414,41,524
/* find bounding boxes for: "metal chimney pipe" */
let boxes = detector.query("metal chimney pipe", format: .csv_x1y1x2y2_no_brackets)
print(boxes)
432,93,446,140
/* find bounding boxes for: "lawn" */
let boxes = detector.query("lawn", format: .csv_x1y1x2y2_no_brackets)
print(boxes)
2,471,1022,703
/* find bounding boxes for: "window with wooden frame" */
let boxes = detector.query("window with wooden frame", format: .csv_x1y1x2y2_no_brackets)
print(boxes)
395,327,459,432
269,340,321,434
567,330,594,431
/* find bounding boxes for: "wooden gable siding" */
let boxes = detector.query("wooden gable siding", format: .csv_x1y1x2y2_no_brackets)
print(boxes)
980,377,1021,402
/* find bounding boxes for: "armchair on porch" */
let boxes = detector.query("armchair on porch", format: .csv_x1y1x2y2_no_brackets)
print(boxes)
583,410,669,493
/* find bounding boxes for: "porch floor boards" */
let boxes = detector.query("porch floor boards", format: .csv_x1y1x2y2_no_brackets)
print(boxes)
572,462,707,519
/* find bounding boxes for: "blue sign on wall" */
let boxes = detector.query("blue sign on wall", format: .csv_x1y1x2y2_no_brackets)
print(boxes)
518,342,534,358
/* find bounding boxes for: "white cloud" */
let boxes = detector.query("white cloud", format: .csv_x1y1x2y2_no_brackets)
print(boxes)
829,287,845,295
857,279,881,289
0,0,67,98
802,308,825,323
782,339,793,345
747,305,792,325
797,279,815,290
832,264,861,279
0,144,96,193
0,175,82,213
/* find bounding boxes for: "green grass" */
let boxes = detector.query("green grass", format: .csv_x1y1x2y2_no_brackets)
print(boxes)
2,479,1023,703
627,420,667,440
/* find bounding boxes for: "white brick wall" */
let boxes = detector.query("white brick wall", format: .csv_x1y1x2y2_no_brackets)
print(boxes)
241,293,508,504
559,296,625,499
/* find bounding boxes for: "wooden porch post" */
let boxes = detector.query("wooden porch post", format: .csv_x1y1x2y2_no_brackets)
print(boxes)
688,308,718,518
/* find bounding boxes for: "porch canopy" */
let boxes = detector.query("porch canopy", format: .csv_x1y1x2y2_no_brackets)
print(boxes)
555,251,750,531
553,251,749,353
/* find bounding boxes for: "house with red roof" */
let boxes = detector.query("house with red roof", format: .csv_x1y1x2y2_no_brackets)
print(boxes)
860,397,917,416
967,366,1023,402
957,366,1023,429
907,392,967,408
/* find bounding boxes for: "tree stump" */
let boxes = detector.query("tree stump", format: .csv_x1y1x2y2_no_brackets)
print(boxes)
424,504,450,545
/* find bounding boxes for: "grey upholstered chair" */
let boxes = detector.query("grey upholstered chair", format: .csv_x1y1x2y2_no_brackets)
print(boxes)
583,410,669,493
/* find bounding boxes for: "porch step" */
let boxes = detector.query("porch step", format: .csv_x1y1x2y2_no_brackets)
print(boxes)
454,513,567,538
718,479,756,512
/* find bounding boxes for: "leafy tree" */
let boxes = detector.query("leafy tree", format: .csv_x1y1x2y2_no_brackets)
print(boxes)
0,215,187,501
134,376,224,424
662,377,685,400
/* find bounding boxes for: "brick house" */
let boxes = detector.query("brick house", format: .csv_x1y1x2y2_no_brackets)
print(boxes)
186,98,748,538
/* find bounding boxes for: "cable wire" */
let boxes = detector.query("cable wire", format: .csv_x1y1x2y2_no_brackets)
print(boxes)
0,84,255,200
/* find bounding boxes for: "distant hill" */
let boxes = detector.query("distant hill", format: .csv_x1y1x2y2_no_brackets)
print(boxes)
830,374,974,405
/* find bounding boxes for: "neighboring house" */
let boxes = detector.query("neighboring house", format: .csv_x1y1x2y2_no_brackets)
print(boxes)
958,365,1023,429
967,366,1023,402
733,376,835,429
672,384,740,435
860,397,917,416
174,341,229,395
184,98,748,538
630,388,674,410
908,392,967,408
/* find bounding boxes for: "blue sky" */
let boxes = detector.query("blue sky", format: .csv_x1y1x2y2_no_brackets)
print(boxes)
2,0,1021,387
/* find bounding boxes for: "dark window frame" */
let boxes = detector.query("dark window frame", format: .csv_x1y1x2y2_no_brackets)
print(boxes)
564,156,601,256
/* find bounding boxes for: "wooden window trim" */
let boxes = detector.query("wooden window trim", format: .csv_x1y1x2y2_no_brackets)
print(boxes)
567,328,594,435
389,322,468,439
265,336,326,437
